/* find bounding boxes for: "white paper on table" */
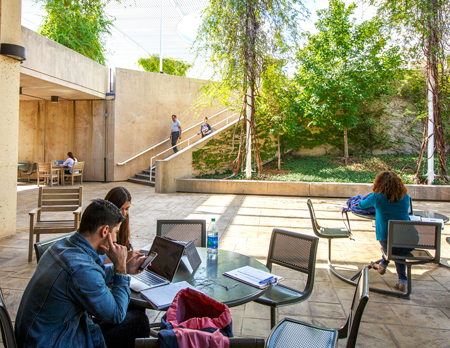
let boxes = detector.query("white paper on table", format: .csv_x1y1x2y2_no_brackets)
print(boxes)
409,215,444,229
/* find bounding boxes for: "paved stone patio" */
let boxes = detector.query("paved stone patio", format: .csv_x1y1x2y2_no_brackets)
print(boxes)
2,182,450,347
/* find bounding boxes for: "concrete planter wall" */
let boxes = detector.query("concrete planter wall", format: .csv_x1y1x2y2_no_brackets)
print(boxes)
176,179,450,201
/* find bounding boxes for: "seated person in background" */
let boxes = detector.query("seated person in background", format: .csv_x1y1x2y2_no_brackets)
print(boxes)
62,151,77,175
358,171,411,292
15,199,149,348
197,117,213,138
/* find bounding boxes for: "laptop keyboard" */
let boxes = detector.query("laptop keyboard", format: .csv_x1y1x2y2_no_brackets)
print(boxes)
133,271,167,286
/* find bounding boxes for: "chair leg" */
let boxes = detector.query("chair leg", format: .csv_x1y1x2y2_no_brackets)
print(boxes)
270,307,276,329
28,231,34,262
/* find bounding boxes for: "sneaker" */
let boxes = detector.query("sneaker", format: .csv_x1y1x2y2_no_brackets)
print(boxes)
396,282,407,292
370,261,386,275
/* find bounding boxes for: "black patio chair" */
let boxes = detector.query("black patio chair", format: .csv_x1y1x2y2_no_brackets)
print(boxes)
371,220,446,297
265,266,369,348
254,229,319,329
306,199,353,283
0,287,18,348
135,337,265,348
156,219,206,247
22,162,37,183
34,232,76,263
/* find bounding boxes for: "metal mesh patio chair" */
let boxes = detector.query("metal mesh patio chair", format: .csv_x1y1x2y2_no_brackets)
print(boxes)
372,220,445,297
306,199,353,283
156,219,206,247
254,229,319,329
0,287,18,348
265,267,369,348
22,162,37,183
34,232,76,263
135,337,265,348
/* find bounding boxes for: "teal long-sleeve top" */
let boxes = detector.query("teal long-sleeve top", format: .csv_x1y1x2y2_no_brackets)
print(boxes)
358,192,411,241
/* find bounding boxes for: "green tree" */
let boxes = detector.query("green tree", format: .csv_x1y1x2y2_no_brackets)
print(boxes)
257,59,305,169
370,0,450,182
295,0,404,164
137,55,192,76
193,0,306,175
38,0,112,65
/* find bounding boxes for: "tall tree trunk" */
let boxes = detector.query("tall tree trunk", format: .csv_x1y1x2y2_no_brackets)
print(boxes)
278,133,281,171
343,127,349,166
414,118,428,183
424,0,448,181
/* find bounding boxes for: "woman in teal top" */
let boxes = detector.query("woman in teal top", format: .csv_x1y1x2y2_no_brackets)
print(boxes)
358,171,410,291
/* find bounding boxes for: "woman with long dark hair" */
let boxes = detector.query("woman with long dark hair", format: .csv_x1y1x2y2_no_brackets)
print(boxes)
104,186,133,250
358,171,411,291
62,151,77,175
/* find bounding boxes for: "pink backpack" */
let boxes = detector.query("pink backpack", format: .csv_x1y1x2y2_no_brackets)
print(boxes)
158,288,233,348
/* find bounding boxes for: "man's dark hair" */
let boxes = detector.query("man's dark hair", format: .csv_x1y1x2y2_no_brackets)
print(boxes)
172,114,177,118
79,199,125,236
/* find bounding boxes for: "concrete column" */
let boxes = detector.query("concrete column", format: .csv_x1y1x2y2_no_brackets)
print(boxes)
0,0,22,238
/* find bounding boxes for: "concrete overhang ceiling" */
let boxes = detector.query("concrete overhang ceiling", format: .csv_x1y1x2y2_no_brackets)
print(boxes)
19,74,105,101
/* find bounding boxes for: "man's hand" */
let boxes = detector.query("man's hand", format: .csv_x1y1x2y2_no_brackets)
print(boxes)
126,253,147,275
179,136,182,140
99,234,127,274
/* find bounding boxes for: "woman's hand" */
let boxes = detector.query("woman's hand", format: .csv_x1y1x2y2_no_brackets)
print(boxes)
126,249,142,262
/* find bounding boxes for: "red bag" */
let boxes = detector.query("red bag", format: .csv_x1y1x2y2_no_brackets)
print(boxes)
159,288,233,348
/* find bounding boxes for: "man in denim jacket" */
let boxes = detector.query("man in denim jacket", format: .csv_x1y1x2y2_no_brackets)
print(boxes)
15,199,150,348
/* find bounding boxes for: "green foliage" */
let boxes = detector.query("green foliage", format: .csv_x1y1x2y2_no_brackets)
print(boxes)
198,154,450,185
193,0,307,173
38,0,113,65
138,55,193,76
295,0,404,156
194,0,305,100
256,59,307,152
192,120,278,175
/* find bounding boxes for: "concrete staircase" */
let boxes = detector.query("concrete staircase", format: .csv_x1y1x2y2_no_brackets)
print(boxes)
128,167,155,186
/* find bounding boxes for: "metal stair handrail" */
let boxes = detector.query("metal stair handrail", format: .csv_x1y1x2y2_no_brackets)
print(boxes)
116,109,229,166
149,112,239,175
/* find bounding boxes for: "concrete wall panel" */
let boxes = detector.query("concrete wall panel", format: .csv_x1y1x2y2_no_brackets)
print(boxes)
113,69,233,181
18,100,105,181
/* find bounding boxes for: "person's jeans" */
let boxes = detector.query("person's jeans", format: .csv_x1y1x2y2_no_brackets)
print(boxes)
171,131,179,153
99,310,150,348
379,241,412,283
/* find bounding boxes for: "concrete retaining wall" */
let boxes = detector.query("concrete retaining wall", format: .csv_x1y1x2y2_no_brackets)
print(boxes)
176,179,450,201
155,119,240,193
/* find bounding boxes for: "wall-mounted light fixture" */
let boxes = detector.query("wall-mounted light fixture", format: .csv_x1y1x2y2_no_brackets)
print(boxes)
0,43,26,61
51,96,59,103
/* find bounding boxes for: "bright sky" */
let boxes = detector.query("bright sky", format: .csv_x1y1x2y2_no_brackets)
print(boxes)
21,0,377,79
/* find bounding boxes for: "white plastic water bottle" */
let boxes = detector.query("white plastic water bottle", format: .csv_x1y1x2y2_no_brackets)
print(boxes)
207,218,218,258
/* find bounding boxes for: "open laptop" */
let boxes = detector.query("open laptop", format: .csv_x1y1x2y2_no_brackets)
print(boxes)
130,236,185,292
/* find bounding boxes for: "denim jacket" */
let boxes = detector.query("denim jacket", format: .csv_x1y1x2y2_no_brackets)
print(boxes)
15,232,131,348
